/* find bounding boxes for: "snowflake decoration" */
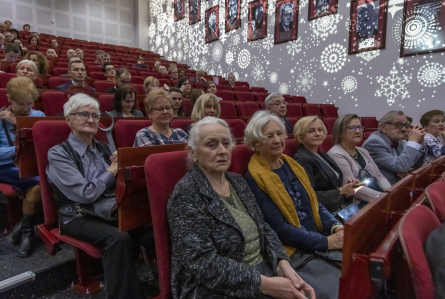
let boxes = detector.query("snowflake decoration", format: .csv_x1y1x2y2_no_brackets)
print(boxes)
238,49,251,69
226,51,234,64
270,72,278,83
300,0,309,8
310,14,343,43
176,39,183,50
375,66,412,105
268,0,277,15
150,2,162,19
263,35,274,50
320,43,347,73
241,0,249,18
155,35,162,48
232,34,241,45
149,23,156,38
169,36,176,48
189,28,208,56
345,17,351,32
199,58,207,70
403,6,441,50
242,23,249,42
417,62,445,87
164,15,175,36
172,50,177,59
252,64,265,81
356,38,380,61
391,14,403,44
157,13,167,32
158,47,164,56
212,43,223,62
177,50,183,61
287,38,303,56
183,41,189,54
270,14,276,26
342,76,357,94
163,44,169,54
279,83,289,94
296,70,316,93
219,31,228,44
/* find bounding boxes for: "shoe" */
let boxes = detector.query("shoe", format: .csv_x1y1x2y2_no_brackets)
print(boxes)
17,217,35,258
7,218,25,246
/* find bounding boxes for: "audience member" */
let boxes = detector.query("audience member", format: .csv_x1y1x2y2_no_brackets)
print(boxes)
105,68,131,94
228,72,236,88
0,23,6,33
2,77,44,257
158,66,167,74
404,116,413,141
0,33,5,49
186,93,221,134
49,38,58,49
189,88,204,111
102,62,116,83
46,94,153,299
420,110,445,165
101,53,111,66
143,76,160,95
168,63,177,71
55,60,95,93
4,20,12,31
265,93,293,135
25,51,49,76
2,43,21,62
12,38,27,56
46,49,58,58
60,56,91,79
168,116,314,299
177,77,192,99
151,59,161,72
109,86,143,117
16,60,44,89
177,68,186,79
134,90,188,146
23,24,31,32
94,50,104,64
362,111,424,185
189,68,207,83
75,48,84,60
328,114,391,207
294,116,358,213
66,49,76,58
30,32,39,39
132,55,148,69
4,31,13,43
168,68,178,80
27,36,39,46
10,29,20,39
203,81,223,101
168,87,183,117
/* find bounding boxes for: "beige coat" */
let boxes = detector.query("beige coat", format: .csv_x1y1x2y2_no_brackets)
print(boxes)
327,144,391,203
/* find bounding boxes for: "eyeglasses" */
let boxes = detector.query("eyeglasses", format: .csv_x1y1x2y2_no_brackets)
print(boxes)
70,112,101,121
346,125,365,132
151,106,172,112
385,122,411,129
270,101,288,106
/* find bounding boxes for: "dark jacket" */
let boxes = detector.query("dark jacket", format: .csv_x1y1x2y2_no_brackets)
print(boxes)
55,81,96,92
283,118,293,135
294,144,350,213
168,165,289,299
108,109,144,117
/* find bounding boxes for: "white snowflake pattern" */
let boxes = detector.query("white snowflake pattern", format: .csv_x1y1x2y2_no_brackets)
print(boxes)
169,36,176,48
233,72,240,80
296,70,316,93
238,49,251,69
177,50,183,61
402,6,441,50
375,66,412,105
270,72,278,83
158,47,164,56
417,62,445,87
164,44,169,54
241,1,249,18
263,35,274,50
320,43,347,73
252,64,265,81
212,43,223,62
300,0,309,8
356,38,380,61
172,50,177,59
157,13,167,32
310,14,343,42
268,0,277,15
226,51,234,65
189,28,208,56
287,38,303,56
183,41,189,54
149,23,156,38
242,23,249,42
232,34,241,45
279,83,289,94
341,76,357,94
155,35,162,48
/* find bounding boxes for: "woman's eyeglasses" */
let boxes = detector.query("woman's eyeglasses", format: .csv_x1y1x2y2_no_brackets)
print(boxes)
346,125,365,132
70,112,101,121
151,106,172,112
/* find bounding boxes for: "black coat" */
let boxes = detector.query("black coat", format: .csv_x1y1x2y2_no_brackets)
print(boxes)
294,144,350,213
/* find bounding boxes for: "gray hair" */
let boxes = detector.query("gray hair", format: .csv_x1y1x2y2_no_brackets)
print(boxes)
63,93,100,116
17,60,39,75
332,114,360,144
196,68,205,73
0,33,4,39
265,93,283,106
378,110,405,131
244,110,287,150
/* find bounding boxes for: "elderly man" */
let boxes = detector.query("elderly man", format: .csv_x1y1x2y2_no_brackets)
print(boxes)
66,49,76,58
265,93,293,135
168,67,178,81
279,3,294,40
362,110,425,185
4,31,13,44
228,72,236,88
55,60,96,93
101,53,111,67
105,68,131,94
0,33,4,50
189,69,207,83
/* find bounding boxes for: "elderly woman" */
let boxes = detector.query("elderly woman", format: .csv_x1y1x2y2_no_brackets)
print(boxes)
109,86,143,117
25,51,49,76
420,110,445,165
168,116,315,299
46,49,58,58
245,110,344,299
158,66,168,75
185,93,221,134
16,60,45,89
143,76,160,95
204,81,223,101
2,77,45,257
134,90,188,146
46,94,152,299
328,114,391,206
176,77,192,99
27,36,39,46
294,116,358,213
168,87,183,117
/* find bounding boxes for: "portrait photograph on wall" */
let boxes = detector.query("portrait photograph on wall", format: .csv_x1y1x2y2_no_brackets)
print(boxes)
175,0,185,21
400,0,445,57
189,0,201,25
248,0,268,41
225,0,241,32
308,0,338,20
348,0,388,54
274,0,299,44
205,6,220,43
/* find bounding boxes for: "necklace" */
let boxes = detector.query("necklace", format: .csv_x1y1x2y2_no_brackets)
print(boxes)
341,143,358,159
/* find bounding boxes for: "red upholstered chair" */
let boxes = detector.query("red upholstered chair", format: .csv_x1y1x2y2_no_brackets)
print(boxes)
323,118,338,135
398,205,440,299
361,117,378,132
303,104,321,117
319,135,334,153
158,79,171,87
33,121,108,295
363,131,372,141
320,104,338,117
255,93,269,102
217,85,232,91
194,82,205,89
251,87,266,93
286,104,304,118
114,119,151,148
286,118,299,135
132,84,145,96
237,102,259,117
93,81,115,93
56,62,68,68
145,150,189,299
52,67,68,77
219,79,229,85
129,70,137,77
216,91,235,101
87,65,103,73
0,88,9,107
131,76,145,85
90,72,106,80
235,81,250,88
42,91,67,116
425,181,445,222
160,74,170,79
9,62,18,74
140,71,159,78
228,144,255,175
225,119,246,139
234,86,249,92
171,119,194,131
291,96,307,104
0,73,17,88
97,94,115,113
182,98,192,116
235,92,255,102
284,139,300,156
48,77,70,89
219,101,238,118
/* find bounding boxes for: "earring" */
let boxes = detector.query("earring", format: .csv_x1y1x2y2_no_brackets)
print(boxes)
194,158,197,162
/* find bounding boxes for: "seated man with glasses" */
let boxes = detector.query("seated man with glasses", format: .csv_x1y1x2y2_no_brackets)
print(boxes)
102,62,116,83
132,55,149,69
362,110,425,185
134,89,188,146
265,93,292,135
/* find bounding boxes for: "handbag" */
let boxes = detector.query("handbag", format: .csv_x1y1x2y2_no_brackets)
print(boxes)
358,168,383,192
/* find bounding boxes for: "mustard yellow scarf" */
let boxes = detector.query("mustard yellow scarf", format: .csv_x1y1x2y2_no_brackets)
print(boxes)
248,153,323,256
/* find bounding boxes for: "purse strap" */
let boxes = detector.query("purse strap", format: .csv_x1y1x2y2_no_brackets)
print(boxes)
1,119,14,147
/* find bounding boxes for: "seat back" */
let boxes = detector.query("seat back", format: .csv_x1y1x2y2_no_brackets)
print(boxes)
237,102,259,117
217,85,232,91
323,118,338,135
425,181,445,222
93,81,115,93
235,81,250,88
0,88,9,107
219,101,238,118
216,90,235,101
225,119,246,139
49,77,70,89
171,119,194,131
251,87,266,93
320,104,338,117
42,91,67,116
286,104,304,117
235,92,255,102
90,72,106,80
399,205,440,299
114,119,152,148
234,86,249,92
0,73,17,88
291,96,307,103
303,104,321,116
97,94,115,113
228,144,254,175
145,151,188,299
319,135,334,153
131,76,145,85
361,117,378,131
284,139,300,156
255,93,269,102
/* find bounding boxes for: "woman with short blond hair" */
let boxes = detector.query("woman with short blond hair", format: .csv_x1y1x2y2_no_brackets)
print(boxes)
185,93,221,134
143,76,160,95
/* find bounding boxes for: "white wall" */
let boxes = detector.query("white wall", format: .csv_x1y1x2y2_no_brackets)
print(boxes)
134,0,149,50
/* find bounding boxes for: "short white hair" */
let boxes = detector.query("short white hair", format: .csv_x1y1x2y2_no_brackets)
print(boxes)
244,110,287,150
265,93,283,106
46,49,58,57
63,93,100,116
159,66,167,71
17,60,39,75
0,33,4,39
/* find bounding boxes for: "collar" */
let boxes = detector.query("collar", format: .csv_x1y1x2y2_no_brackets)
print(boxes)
68,133,96,157
376,131,400,149
71,80,83,87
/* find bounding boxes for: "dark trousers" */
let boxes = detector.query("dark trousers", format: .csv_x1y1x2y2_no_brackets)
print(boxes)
60,217,153,299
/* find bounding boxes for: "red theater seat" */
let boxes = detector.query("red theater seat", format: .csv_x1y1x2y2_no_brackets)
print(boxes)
291,96,307,104
255,93,269,102
182,98,192,116
97,94,115,112
303,104,321,117
237,102,259,117
216,91,235,101
235,81,250,88
323,118,337,135
319,135,334,153
426,181,445,222
93,81,115,93
225,119,246,139
286,104,304,117
140,71,159,78
320,104,338,117
219,101,238,118
251,87,266,93
217,85,232,91
234,86,249,92
0,73,16,88
0,88,9,107
90,72,106,80
131,76,145,85
361,117,378,132
132,84,145,95
114,119,152,148
171,119,194,131
53,67,68,76
48,77,70,89
235,92,255,102
42,91,67,116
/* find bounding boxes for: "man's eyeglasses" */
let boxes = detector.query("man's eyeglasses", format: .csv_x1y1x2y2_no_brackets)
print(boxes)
70,112,101,121
270,101,288,106
347,125,365,132
385,122,411,129
151,106,172,112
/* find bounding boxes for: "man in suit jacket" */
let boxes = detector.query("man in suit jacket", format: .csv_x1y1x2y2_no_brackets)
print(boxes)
362,111,424,185
265,93,293,135
189,69,207,83
55,60,96,93
426,221,445,299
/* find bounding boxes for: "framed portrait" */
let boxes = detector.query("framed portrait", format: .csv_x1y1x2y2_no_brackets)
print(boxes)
175,0,185,21
248,0,268,41
274,0,299,44
348,0,388,54
400,0,445,57
225,0,241,32
189,0,201,25
308,0,338,20
205,6,220,43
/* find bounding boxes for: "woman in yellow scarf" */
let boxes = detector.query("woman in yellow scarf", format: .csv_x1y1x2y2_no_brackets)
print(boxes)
244,110,343,299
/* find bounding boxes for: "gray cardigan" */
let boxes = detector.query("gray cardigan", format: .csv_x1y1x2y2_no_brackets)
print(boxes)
167,165,289,299
108,109,144,117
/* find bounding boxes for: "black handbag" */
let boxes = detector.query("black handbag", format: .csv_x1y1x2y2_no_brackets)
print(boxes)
358,168,383,192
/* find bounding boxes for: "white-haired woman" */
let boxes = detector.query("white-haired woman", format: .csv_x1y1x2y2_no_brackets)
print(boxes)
16,59,44,89
244,110,343,299
46,48,58,58
46,93,153,299
168,116,315,299
158,65,167,75
185,93,221,134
